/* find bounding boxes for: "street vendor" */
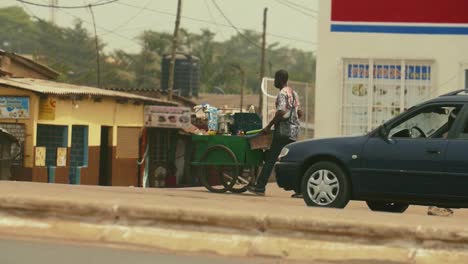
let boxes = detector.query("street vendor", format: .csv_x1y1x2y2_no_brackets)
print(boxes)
247,69,303,197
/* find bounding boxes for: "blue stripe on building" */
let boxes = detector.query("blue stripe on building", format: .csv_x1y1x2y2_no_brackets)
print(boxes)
331,24,468,35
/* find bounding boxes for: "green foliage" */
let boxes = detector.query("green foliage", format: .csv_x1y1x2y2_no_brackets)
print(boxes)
0,6,316,94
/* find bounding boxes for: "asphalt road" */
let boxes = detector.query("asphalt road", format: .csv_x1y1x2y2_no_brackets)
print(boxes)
0,238,294,264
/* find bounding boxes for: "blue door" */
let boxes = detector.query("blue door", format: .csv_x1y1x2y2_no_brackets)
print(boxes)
361,137,446,196
70,126,88,184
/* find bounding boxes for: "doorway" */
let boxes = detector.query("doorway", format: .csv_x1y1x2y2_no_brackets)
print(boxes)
99,126,112,186
70,126,88,184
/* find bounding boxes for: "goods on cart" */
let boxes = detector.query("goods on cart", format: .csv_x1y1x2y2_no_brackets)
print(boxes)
230,113,263,135
194,104,219,132
189,105,267,193
192,104,263,137
217,114,233,135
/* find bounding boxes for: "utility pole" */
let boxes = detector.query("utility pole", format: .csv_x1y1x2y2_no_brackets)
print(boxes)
89,6,100,88
168,0,182,101
259,8,268,115
232,64,245,113
240,67,245,113
49,0,58,24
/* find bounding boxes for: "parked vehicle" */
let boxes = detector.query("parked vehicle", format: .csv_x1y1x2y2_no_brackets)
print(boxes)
275,90,468,213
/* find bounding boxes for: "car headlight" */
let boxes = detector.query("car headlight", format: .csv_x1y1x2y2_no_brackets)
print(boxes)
278,148,289,160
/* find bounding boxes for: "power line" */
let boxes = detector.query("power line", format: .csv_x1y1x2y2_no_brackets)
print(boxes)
116,1,316,45
212,0,262,49
204,0,226,39
29,0,315,53
15,0,119,9
55,7,142,49
101,0,152,37
274,0,316,18
283,0,318,14
19,2,40,19
276,0,316,18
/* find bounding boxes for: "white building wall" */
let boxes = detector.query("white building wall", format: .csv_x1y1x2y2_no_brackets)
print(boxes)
315,0,468,138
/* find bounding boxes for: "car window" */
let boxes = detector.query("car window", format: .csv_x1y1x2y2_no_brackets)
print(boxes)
455,112,468,139
389,105,462,139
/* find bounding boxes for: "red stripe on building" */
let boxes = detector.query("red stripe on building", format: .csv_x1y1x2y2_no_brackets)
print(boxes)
331,0,468,24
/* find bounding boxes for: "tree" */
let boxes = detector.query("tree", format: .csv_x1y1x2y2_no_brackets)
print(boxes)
0,6,39,54
0,6,316,95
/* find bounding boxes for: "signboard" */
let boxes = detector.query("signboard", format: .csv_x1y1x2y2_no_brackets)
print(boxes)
0,97,29,119
331,0,468,35
35,147,46,167
332,0,468,24
56,147,67,167
144,106,191,129
348,64,431,80
39,97,56,120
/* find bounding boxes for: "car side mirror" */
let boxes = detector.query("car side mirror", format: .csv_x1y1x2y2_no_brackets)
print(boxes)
379,125,393,143
379,125,388,137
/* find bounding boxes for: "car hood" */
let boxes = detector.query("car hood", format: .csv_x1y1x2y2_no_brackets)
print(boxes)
283,136,368,161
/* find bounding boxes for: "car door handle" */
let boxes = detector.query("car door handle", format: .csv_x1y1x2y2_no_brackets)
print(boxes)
426,148,441,154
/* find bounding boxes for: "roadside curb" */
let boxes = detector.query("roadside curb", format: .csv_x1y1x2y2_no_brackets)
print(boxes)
0,194,468,263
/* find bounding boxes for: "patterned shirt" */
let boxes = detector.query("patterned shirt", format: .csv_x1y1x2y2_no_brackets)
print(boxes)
275,86,300,141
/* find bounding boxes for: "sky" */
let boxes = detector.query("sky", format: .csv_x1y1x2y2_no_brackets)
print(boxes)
1,0,318,54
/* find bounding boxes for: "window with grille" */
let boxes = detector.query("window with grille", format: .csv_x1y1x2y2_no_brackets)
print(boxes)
0,123,25,166
342,59,433,136
36,125,68,166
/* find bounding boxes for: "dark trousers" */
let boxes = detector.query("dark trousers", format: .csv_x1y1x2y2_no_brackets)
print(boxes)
255,135,294,191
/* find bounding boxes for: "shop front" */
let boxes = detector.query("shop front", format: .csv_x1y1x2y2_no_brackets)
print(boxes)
0,127,19,180
0,77,176,186
140,105,192,188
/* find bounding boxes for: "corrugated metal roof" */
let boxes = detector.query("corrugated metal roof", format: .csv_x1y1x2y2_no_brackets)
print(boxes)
0,78,177,105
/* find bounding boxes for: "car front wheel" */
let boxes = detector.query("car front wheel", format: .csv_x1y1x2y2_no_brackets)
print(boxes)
366,201,409,213
301,162,351,208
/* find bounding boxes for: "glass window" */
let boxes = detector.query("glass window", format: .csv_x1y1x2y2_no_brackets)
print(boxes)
389,105,462,139
342,59,433,136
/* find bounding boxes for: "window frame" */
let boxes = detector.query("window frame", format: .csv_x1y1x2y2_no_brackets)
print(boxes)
382,102,466,140
465,69,468,89
450,103,468,139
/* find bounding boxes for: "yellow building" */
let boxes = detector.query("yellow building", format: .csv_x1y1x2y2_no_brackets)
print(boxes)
0,77,176,186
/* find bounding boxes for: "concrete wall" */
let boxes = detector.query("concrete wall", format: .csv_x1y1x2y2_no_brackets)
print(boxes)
36,97,143,146
315,0,468,137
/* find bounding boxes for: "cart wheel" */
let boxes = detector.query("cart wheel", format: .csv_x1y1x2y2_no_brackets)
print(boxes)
229,166,258,193
199,145,239,193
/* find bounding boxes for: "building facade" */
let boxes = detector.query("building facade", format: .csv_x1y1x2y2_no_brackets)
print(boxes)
315,0,468,137
0,78,176,186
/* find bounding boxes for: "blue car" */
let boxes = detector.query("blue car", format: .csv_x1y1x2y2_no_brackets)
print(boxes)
275,90,468,213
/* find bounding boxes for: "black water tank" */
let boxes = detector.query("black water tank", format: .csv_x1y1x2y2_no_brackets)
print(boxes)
161,53,200,97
